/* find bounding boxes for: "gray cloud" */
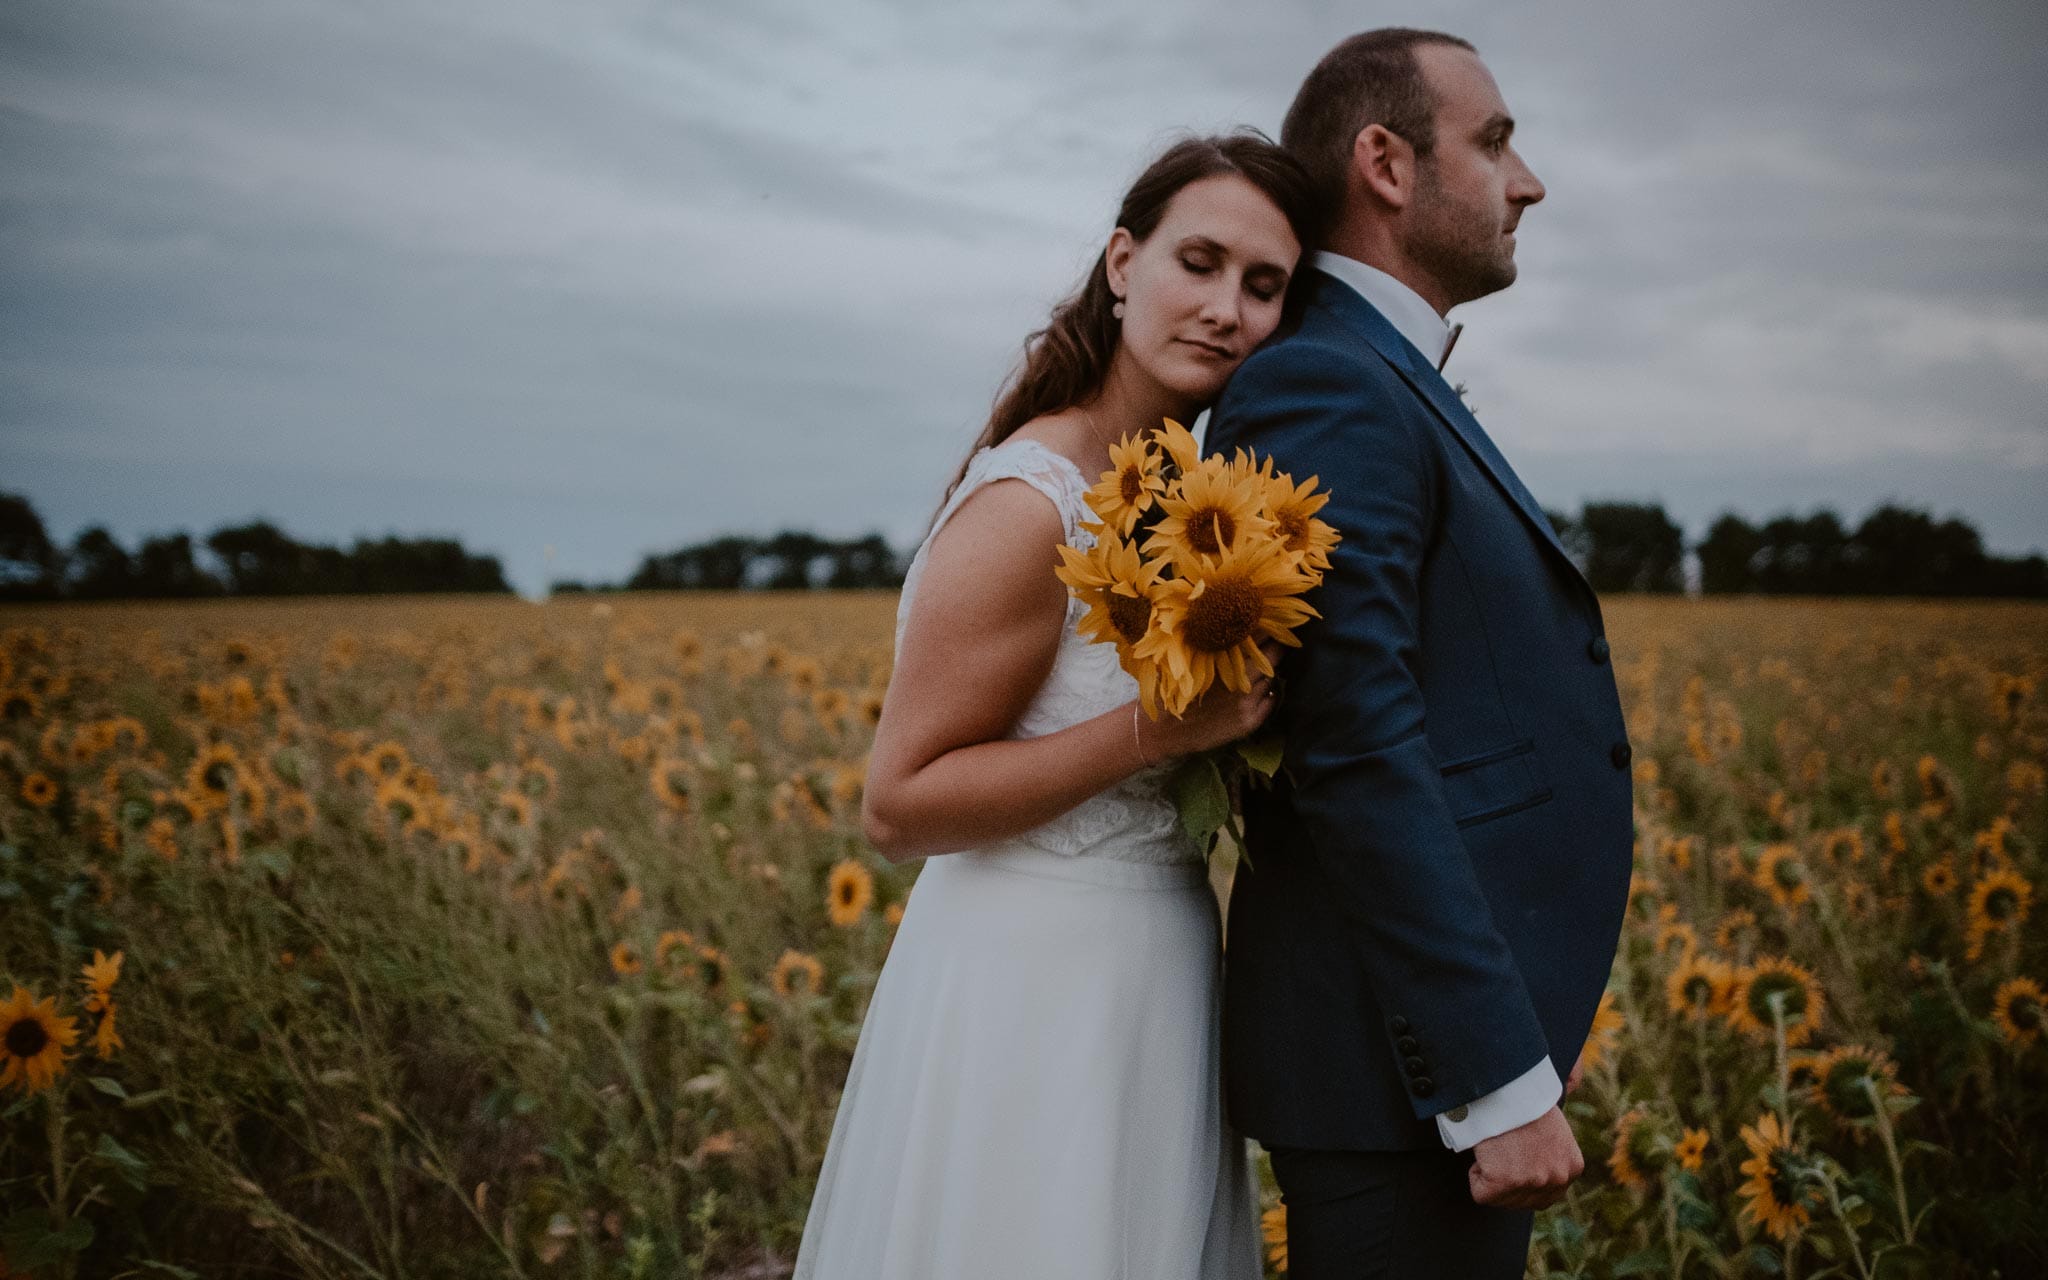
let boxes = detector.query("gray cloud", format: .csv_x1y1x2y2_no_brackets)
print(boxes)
3,0,2044,595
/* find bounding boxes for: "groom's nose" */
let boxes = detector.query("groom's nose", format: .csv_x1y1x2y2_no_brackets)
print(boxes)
1507,147,1546,207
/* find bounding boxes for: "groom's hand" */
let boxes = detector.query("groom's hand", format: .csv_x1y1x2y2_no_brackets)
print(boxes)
1467,1105,1583,1210
1564,1049,1586,1096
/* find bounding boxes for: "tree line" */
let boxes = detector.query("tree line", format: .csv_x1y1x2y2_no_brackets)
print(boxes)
4,490,2041,602
555,532,901,594
1543,501,2047,596
0,493,510,601
570,500,2044,598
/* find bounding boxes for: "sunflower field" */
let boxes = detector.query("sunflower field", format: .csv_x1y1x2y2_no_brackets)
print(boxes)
0,593,2042,1279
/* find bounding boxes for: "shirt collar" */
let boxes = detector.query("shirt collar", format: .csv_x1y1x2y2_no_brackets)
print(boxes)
1311,250,1457,369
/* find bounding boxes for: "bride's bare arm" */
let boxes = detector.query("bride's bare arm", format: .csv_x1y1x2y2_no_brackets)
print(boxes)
860,477,1166,863
862,473,1285,862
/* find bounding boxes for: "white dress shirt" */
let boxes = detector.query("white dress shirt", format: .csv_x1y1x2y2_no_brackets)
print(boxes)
1310,249,1565,1152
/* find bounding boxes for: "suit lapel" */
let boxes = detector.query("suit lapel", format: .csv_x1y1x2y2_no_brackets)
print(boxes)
1307,271,1594,602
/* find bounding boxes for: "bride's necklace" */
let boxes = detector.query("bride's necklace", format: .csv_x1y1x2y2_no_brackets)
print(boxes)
1081,403,1120,458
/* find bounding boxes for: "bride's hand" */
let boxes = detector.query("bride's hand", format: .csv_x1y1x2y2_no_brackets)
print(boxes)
1142,638,1287,760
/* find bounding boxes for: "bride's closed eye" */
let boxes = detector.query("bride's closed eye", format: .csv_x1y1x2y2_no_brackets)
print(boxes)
1182,256,1282,304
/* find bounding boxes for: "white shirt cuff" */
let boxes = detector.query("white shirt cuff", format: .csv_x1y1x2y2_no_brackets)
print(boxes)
1435,1056,1561,1152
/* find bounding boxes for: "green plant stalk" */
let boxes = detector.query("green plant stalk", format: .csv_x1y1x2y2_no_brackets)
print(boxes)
1861,1075,1915,1246
1769,989,1792,1131
1819,1162,1876,1280
598,1007,687,1249
391,1105,530,1279
1660,1165,1690,1278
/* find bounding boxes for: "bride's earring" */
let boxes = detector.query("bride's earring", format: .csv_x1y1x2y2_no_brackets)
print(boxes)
1111,297,1126,320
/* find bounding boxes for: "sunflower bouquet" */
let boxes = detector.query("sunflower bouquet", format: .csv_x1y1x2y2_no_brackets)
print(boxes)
1053,417,1340,861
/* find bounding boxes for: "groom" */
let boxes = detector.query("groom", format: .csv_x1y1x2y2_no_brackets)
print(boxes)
1204,28,1634,1276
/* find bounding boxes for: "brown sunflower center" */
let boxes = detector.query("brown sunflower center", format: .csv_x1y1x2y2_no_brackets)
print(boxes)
1773,859,1805,889
203,762,235,792
5,1016,48,1058
1627,1122,1665,1168
1682,975,1715,1005
1767,1154,1800,1207
1823,1061,1881,1118
1187,507,1236,557
1276,510,1308,550
1108,592,1153,646
1182,577,1263,654
1752,975,1809,1023
1986,887,2018,920
2013,998,2043,1030
1118,466,1147,506
836,881,857,906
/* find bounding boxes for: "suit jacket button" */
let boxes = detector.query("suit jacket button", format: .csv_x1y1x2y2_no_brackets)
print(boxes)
1396,1036,1419,1055
1404,1056,1428,1076
1389,1016,1411,1034
1411,1078,1435,1097
1587,636,1610,664
1610,741,1632,769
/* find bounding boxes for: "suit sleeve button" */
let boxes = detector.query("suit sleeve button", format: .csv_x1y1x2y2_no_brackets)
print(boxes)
1389,1016,1411,1034
1587,636,1610,664
1396,1036,1419,1054
1404,1056,1428,1076
1412,1078,1435,1097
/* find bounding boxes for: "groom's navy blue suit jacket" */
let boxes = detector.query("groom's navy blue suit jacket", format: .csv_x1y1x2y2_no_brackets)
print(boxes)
1204,267,1634,1152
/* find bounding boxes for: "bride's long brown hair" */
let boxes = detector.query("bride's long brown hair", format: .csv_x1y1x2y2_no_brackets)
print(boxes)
919,130,1322,545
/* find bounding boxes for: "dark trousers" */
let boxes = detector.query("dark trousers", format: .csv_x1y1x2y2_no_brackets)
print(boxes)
1265,1143,1535,1279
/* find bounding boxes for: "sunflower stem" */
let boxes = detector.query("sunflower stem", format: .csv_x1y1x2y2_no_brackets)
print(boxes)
1660,1164,1688,1278
47,1074,70,1228
1221,802,1252,874
1820,1162,1876,1280
1862,1075,1915,1245
1769,990,1792,1131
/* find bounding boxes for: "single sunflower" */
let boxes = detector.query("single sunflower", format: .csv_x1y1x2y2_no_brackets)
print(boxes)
1080,431,1168,538
1133,534,1316,718
1138,457,1275,573
826,858,875,927
1,985,79,1095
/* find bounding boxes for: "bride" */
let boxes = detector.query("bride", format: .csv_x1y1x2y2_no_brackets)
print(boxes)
792,131,1319,1278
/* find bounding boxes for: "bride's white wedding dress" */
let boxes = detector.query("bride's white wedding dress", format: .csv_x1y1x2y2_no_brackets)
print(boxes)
791,436,1262,1279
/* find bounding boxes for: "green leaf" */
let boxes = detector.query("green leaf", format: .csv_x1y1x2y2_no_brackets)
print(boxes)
86,1075,129,1099
1547,1214,1585,1251
1613,1247,1671,1276
94,1132,151,1191
249,846,293,880
1233,733,1285,778
0,1209,94,1267
1745,1242,1785,1274
1169,755,1230,849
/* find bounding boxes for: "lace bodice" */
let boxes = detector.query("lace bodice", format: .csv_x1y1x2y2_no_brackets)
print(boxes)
893,437,1202,867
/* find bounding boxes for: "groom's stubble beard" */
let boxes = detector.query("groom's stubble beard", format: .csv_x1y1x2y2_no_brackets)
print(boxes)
1402,155,1517,309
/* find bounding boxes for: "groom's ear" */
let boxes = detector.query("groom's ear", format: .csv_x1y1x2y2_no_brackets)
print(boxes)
1351,123,1416,212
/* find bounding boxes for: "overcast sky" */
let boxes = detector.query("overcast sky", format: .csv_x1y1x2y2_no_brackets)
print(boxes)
5,0,2045,596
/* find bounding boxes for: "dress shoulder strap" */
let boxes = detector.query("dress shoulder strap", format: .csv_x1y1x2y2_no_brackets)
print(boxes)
929,437,1091,548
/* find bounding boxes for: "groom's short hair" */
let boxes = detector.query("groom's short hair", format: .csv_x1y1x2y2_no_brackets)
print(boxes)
1282,28,1476,224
